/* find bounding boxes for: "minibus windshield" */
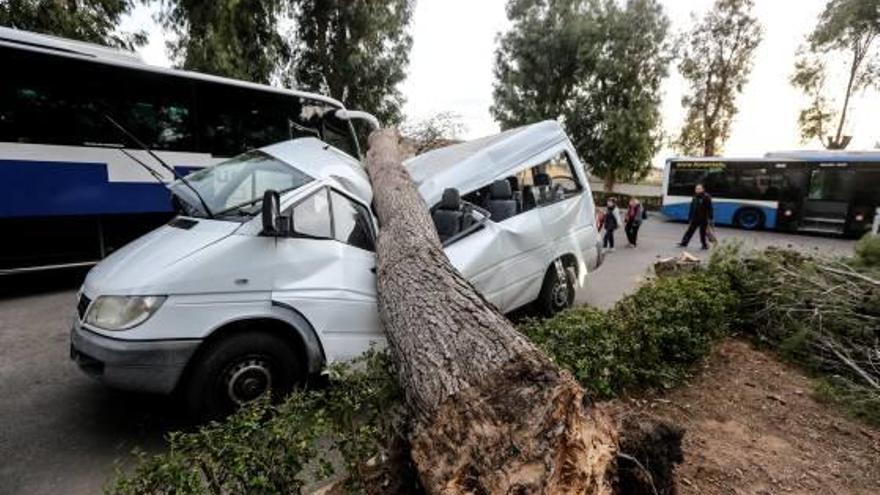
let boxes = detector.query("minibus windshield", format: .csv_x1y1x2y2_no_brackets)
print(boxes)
171,151,314,219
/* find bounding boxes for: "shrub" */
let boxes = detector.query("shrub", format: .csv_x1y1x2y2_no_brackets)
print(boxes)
854,233,880,267
522,270,739,397
108,350,405,495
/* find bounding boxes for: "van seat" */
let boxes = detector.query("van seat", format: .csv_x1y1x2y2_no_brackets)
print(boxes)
487,180,517,222
432,188,464,241
534,173,551,204
522,185,537,212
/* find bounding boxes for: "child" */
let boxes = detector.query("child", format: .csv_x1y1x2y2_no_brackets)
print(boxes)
602,197,620,252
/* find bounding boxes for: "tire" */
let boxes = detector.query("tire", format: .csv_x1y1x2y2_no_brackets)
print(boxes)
183,331,302,421
537,260,577,317
735,207,764,230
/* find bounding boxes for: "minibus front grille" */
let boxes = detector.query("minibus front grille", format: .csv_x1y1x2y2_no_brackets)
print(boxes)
77,294,92,320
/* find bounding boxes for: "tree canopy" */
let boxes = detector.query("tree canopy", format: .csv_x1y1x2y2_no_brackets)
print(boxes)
791,0,880,149
492,0,672,190
157,0,413,126
0,0,145,49
676,0,762,157
158,0,289,84
290,0,414,126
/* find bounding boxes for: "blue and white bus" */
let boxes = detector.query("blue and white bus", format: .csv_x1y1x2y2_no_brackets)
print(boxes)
0,27,363,274
662,152,880,236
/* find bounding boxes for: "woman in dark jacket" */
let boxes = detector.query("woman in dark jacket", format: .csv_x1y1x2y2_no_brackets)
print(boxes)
624,197,644,247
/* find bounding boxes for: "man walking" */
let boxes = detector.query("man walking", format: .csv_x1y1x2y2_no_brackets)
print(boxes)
678,184,713,250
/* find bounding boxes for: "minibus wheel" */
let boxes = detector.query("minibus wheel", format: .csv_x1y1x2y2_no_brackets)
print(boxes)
537,260,576,316
184,331,301,420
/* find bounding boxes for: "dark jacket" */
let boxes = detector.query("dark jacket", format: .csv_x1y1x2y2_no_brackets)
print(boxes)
688,192,714,224
604,205,619,230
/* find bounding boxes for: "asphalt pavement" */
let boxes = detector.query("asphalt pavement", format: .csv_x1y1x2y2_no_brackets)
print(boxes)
0,217,858,495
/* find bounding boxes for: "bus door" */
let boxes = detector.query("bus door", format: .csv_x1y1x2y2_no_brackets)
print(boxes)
799,166,855,234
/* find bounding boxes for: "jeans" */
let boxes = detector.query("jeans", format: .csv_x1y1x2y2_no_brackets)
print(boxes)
603,228,615,248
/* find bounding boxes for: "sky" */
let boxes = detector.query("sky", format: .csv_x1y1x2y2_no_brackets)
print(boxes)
124,0,880,168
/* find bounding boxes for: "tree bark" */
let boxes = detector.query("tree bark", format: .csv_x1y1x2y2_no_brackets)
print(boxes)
364,128,620,493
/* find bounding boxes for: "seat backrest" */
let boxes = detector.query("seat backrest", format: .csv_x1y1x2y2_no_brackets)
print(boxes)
432,188,463,241
533,173,551,204
486,179,517,222
522,185,537,212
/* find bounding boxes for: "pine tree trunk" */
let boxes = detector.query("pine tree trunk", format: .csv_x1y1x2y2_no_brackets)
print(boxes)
363,129,620,493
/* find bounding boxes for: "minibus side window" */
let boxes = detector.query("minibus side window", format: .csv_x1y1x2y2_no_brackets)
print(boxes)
290,189,332,238
330,190,375,251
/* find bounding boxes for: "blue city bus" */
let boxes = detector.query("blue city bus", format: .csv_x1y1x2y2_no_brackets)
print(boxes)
0,27,361,274
662,152,880,236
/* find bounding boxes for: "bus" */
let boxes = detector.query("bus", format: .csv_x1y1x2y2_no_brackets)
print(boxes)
662,152,880,236
0,27,364,274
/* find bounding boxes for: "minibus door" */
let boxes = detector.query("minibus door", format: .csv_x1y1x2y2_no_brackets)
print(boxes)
271,187,381,362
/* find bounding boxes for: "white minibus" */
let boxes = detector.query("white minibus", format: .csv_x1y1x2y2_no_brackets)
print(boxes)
70,121,602,417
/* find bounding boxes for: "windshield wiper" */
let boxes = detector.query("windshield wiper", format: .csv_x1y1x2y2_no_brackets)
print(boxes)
104,115,215,219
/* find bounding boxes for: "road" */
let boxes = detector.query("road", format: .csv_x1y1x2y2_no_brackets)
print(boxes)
0,218,857,495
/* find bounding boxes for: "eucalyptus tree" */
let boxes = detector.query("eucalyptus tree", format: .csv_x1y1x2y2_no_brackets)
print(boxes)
676,0,763,156
791,0,880,149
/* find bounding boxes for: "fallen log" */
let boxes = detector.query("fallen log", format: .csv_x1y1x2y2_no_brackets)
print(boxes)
364,129,681,494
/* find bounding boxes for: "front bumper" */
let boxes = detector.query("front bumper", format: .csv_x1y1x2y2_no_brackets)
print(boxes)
70,322,200,394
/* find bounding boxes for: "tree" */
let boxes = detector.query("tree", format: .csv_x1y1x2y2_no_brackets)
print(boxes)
676,0,762,156
491,0,672,191
566,0,672,191
0,0,145,49
363,128,683,493
290,0,414,126
158,0,289,83
400,111,466,154
791,0,880,149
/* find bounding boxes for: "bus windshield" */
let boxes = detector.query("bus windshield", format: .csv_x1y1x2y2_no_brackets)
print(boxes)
171,151,313,219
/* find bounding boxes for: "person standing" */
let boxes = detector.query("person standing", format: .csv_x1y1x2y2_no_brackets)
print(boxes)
678,184,713,250
624,197,644,247
602,197,620,252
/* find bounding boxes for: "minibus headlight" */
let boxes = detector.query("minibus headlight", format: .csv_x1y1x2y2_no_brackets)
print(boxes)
85,296,166,331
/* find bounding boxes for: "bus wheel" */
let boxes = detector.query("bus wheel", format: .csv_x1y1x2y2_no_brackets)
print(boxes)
735,208,764,230
184,331,301,421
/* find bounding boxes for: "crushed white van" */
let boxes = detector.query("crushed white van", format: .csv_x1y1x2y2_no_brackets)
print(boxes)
70,120,602,416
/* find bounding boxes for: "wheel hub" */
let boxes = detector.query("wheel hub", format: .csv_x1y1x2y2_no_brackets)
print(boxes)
225,358,272,405
552,276,569,308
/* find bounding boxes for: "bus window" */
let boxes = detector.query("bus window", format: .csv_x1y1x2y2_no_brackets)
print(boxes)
668,165,705,196
808,169,855,202
116,71,195,151
853,169,880,205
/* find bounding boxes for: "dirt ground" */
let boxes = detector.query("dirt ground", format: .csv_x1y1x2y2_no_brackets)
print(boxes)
619,339,880,495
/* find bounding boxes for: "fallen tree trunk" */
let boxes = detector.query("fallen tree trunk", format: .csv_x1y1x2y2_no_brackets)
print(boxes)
364,129,677,494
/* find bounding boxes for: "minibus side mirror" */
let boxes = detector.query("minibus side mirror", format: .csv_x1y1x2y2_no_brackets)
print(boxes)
261,190,290,236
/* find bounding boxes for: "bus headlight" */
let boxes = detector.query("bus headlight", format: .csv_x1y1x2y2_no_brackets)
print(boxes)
85,296,166,331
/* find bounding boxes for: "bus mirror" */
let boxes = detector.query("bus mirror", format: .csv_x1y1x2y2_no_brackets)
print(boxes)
334,109,380,131
261,190,288,236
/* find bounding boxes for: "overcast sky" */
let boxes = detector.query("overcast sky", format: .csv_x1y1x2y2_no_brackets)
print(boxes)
126,0,880,167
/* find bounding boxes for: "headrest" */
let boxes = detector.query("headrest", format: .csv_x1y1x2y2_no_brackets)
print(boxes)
439,188,461,210
506,176,519,190
489,179,513,199
534,173,551,186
